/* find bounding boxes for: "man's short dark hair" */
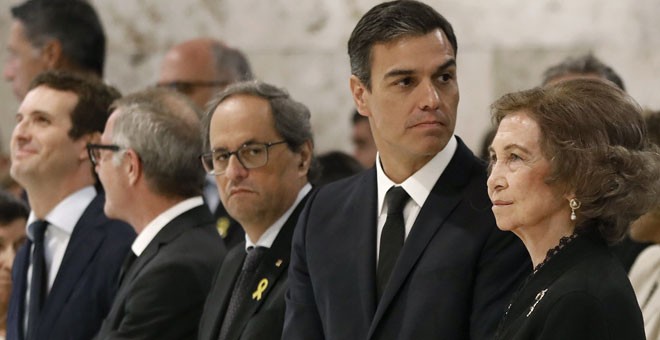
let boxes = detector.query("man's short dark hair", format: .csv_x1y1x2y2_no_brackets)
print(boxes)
542,53,626,91
29,70,121,140
11,0,106,76
0,190,28,225
348,0,457,90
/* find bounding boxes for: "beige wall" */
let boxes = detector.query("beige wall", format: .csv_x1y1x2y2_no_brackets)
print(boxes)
1,0,660,155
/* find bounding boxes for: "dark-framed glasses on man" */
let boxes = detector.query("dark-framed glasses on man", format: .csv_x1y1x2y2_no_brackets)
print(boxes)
200,140,287,175
86,143,123,166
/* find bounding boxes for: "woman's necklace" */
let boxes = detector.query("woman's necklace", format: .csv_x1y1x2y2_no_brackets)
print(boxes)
494,232,580,338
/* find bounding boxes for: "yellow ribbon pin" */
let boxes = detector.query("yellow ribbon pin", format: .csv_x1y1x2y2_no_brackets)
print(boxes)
252,278,269,301
216,217,230,238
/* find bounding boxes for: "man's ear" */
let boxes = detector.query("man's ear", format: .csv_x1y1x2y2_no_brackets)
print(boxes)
125,149,142,186
297,140,314,176
79,132,101,161
40,39,64,69
350,75,371,118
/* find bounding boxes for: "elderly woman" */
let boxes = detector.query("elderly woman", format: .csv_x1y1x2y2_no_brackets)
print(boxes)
488,79,660,339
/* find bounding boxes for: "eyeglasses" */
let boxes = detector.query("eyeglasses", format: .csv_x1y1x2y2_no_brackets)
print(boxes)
87,143,123,166
200,141,287,175
156,80,230,95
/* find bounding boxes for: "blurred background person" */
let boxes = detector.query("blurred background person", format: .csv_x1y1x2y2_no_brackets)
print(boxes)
628,109,660,340
350,110,376,168
311,151,362,187
157,38,253,249
489,79,659,339
0,192,27,340
157,38,253,111
542,52,626,90
0,136,21,201
3,0,106,101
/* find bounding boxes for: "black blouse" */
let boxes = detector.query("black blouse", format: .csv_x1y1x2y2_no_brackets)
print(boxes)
495,232,645,340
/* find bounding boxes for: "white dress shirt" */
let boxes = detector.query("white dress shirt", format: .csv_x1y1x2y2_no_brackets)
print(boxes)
375,136,457,261
24,185,97,333
203,174,220,214
130,196,205,256
245,183,312,251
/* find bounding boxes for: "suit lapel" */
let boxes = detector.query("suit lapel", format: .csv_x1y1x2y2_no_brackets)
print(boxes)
200,246,245,340
8,241,31,340
224,193,310,340
39,194,106,332
108,204,212,330
368,141,477,338
122,206,209,290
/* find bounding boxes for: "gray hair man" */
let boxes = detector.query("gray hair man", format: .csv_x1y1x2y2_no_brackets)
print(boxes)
158,37,254,249
92,88,226,339
197,81,314,340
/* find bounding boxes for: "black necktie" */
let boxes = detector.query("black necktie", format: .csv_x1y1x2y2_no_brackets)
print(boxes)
218,246,267,340
377,186,410,300
27,220,49,340
118,251,138,286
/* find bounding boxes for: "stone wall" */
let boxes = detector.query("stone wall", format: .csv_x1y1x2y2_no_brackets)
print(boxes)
1,0,659,155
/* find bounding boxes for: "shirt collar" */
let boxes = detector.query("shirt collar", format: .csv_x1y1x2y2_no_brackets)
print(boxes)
26,186,97,241
376,135,457,214
131,196,205,256
245,183,312,251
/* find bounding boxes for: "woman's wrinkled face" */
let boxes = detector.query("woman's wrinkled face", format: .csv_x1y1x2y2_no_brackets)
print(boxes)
487,111,569,234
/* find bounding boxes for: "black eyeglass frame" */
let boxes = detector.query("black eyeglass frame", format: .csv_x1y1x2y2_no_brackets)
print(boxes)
87,143,123,167
200,140,288,175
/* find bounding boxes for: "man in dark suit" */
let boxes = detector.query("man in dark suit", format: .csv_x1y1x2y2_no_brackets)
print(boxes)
6,71,135,340
158,38,255,250
283,1,531,339
197,81,315,340
91,88,226,339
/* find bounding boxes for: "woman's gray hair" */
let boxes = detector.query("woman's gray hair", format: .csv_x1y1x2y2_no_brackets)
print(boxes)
491,79,660,243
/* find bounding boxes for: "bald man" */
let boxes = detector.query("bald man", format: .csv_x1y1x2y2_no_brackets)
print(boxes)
157,38,253,110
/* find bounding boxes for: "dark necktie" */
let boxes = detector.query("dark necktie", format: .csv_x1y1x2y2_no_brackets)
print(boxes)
118,251,138,286
377,186,410,300
26,220,49,340
218,246,267,340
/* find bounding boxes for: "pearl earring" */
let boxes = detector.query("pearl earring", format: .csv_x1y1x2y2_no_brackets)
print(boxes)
569,198,581,221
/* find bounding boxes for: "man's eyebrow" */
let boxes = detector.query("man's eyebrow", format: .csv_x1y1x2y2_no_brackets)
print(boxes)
383,69,414,79
433,59,457,74
383,59,457,80
211,138,261,151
